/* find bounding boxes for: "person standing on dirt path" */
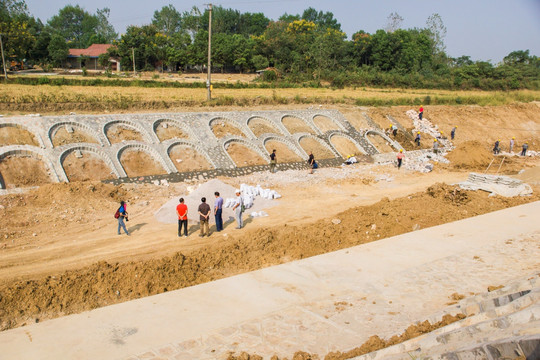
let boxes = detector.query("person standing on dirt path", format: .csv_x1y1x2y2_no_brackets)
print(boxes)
418,105,424,120
117,201,130,236
198,197,211,237
521,142,529,156
510,137,515,153
214,191,223,232
308,152,316,174
433,139,439,154
493,140,501,155
176,198,188,237
415,132,421,147
232,189,244,229
451,126,457,140
270,149,277,173
397,149,405,169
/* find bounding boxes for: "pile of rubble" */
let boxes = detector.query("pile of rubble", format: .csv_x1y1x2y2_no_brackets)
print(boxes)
458,173,533,197
406,109,454,151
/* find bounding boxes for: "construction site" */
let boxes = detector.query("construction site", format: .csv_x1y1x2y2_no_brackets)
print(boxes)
0,102,539,359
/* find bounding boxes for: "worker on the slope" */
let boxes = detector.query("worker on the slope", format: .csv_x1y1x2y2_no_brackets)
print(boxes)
521,142,529,156
493,140,501,155
415,132,421,147
433,138,439,154
418,105,424,120
451,126,457,140
391,124,398,137
509,137,515,153
397,149,405,169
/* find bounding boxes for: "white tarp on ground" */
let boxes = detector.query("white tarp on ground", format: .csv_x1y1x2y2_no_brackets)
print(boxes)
458,172,533,197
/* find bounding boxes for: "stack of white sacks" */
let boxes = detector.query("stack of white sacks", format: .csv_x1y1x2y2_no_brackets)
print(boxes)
223,183,282,210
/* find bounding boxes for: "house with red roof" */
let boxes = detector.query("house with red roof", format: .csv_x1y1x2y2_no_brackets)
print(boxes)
67,44,119,70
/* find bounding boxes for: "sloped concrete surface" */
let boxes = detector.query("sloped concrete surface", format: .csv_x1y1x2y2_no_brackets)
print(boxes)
0,202,539,360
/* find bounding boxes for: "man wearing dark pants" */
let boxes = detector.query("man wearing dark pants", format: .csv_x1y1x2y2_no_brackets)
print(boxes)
269,149,277,173
176,198,188,237
198,197,211,237
214,191,223,232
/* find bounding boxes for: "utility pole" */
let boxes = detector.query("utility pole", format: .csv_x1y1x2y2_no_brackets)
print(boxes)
206,3,212,101
0,34,7,81
132,47,136,75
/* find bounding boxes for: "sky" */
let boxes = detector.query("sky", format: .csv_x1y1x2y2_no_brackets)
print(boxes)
24,0,540,63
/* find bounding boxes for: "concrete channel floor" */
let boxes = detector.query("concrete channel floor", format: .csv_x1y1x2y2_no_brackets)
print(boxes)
1,201,539,360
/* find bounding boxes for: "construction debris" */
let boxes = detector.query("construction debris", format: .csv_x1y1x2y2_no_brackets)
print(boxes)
458,173,533,197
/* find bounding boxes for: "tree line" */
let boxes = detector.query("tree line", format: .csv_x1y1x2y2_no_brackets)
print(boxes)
1,0,538,90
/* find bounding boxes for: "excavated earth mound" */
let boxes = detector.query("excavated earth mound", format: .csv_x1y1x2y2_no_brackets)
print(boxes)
446,140,494,170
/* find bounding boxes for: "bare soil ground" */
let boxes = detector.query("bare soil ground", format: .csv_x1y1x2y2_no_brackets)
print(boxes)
0,155,52,188
330,136,363,158
282,116,317,134
154,123,188,142
106,125,143,144
212,119,246,138
264,140,303,162
299,137,336,159
248,117,282,137
226,143,267,166
367,133,395,153
51,127,98,147
62,152,115,182
0,126,39,146
120,149,167,177
313,115,341,132
169,145,213,172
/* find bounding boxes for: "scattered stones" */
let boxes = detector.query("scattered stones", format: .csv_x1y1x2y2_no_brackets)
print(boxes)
412,224,420,231
332,219,341,225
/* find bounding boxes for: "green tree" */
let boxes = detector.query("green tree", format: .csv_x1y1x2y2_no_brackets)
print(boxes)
95,8,117,42
302,7,341,31
152,5,182,36
47,33,69,66
47,5,98,48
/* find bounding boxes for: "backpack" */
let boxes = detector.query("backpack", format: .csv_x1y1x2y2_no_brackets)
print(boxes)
114,209,120,219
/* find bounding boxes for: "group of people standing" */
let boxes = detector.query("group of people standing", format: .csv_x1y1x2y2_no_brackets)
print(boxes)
494,138,529,156
176,190,245,237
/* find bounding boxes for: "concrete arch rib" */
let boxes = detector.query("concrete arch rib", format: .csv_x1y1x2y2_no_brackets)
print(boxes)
312,114,347,132
281,114,322,136
48,121,104,147
328,131,368,155
247,116,285,137
59,144,122,179
0,145,62,183
166,139,217,169
0,122,46,148
261,134,307,159
209,117,253,140
117,143,175,175
152,118,194,139
222,137,270,166
103,119,154,145
296,134,340,158
364,130,403,152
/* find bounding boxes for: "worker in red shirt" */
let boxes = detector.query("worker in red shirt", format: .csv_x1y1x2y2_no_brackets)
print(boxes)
418,105,424,120
176,197,188,237
397,149,405,169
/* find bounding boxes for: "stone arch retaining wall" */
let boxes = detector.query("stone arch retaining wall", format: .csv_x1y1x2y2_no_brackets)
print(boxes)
209,116,255,140
0,145,63,184
48,121,105,146
328,131,368,155
0,121,47,148
0,109,410,188
261,134,306,159
223,137,270,165
296,133,341,158
365,130,403,153
59,144,123,179
166,139,217,169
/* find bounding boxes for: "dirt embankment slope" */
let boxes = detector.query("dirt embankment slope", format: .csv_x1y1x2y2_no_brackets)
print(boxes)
0,182,538,331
